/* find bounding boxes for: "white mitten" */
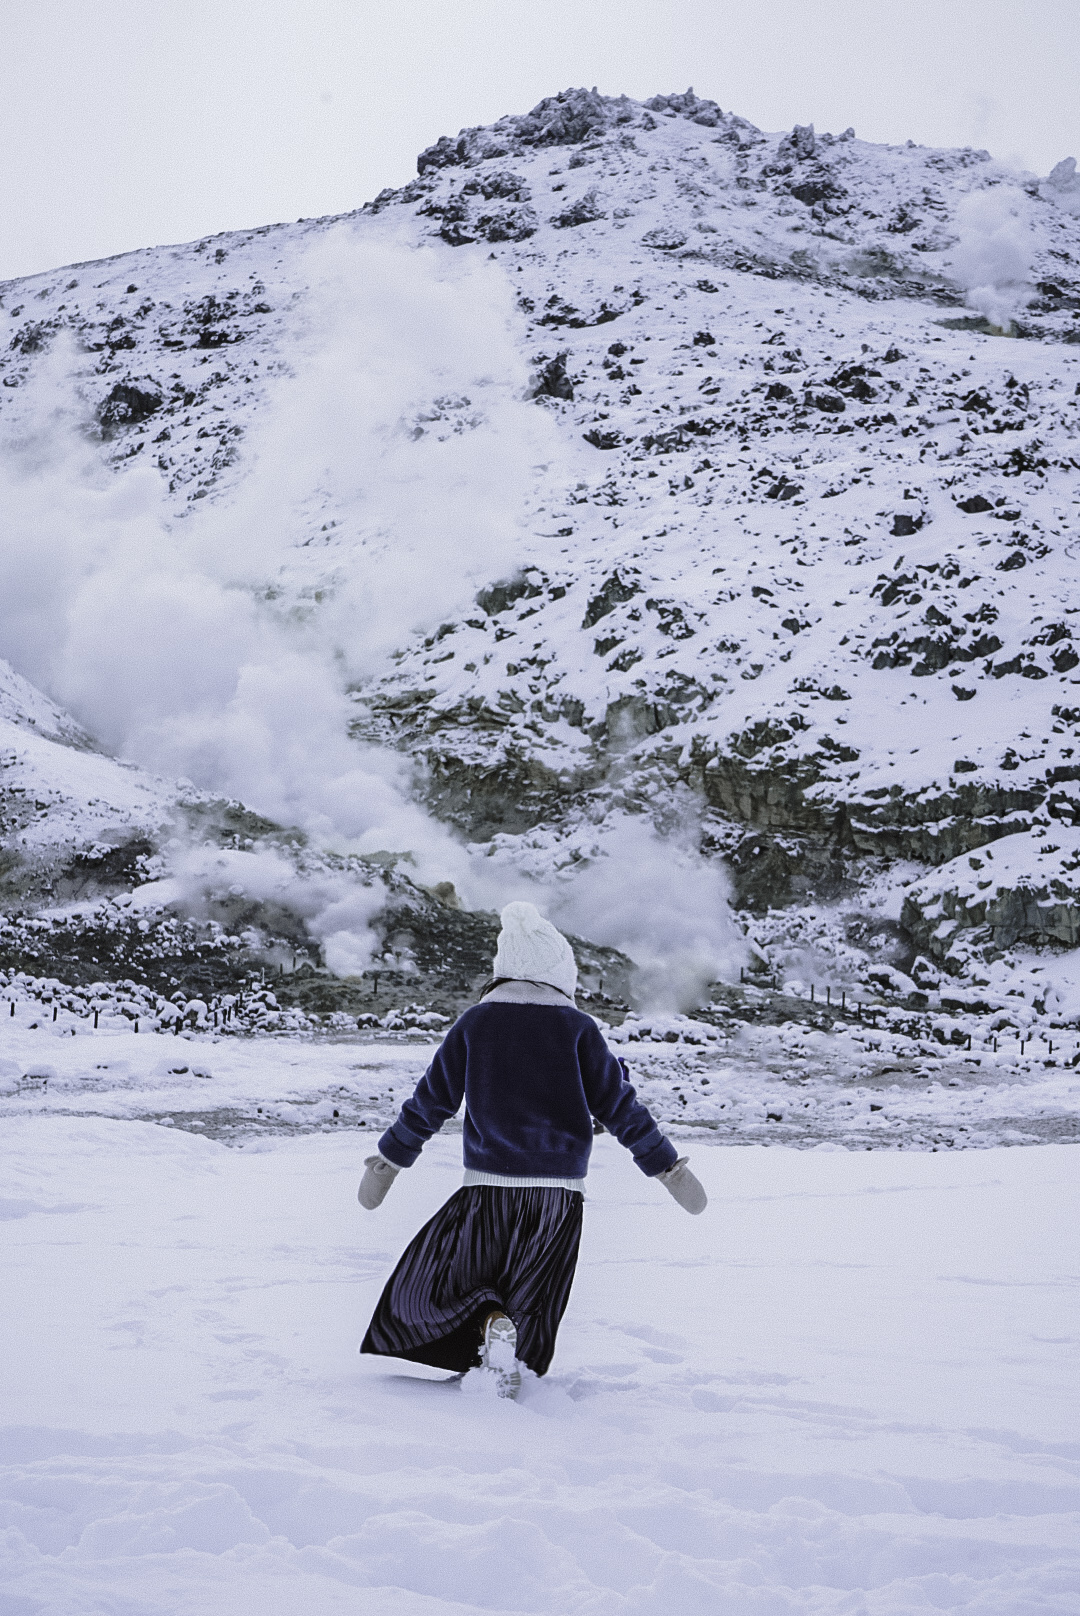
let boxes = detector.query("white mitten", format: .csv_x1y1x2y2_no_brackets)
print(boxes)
358,1154,400,1210
656,1156,707,1214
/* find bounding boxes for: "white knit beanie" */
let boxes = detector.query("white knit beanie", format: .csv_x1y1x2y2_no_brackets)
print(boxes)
492,901,578,999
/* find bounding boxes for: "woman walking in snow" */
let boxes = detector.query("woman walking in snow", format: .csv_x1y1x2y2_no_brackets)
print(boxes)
358,901,707,1398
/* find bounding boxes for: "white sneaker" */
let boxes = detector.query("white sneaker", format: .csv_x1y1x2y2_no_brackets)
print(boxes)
482,1312,522,1400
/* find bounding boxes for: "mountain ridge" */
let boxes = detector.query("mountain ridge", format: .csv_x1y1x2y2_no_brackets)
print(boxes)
3,86,1080,1016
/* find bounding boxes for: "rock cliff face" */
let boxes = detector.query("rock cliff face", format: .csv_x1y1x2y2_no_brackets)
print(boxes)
902,827,1080,963
3,86,1080,1002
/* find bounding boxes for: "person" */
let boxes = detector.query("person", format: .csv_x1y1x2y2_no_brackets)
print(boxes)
358,901,707,1399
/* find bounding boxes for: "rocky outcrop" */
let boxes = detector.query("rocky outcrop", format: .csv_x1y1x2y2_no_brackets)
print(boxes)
419,170,538,245
901,829,1080,959
699,748,834,834
416,88,638,173
847,780,1045,863
685,737,1045,864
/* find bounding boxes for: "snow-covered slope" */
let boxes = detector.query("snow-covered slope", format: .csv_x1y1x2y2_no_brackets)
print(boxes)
0,656,181,904
4,86,1080,996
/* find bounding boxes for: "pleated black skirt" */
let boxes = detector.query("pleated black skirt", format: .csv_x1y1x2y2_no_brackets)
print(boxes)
361,1184,584,1377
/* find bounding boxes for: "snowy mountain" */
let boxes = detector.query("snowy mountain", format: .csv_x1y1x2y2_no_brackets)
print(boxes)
3,86,1080,1009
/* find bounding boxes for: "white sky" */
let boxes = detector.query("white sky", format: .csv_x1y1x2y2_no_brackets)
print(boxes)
1,0,1077,283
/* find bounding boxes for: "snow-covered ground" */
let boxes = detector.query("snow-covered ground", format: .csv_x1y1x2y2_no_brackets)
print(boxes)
2,1114,1077,1613
4,1016,1080,1151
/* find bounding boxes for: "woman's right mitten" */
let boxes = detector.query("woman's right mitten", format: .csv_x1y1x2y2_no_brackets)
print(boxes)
656,1156,707,1214
358,1154,400,1210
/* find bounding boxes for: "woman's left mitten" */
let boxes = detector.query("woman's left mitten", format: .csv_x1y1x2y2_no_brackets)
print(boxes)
656,1157,707,1215
358,1155,399,1210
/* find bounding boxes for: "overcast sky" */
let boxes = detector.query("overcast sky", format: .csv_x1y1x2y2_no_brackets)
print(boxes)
1,0,1077,283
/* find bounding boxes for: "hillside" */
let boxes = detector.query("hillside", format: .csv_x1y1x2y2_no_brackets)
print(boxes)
3,86,1080,1020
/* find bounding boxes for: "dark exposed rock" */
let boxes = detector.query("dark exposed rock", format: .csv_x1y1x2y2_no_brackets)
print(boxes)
848,778,1043,864
646,599,695,638
464,170,531,201
427,190,537,245
416,134,471,174
778,124,817,162
181,294,245,348
903,862,1080,958
957,494,994,513
645,89,724,127
605,695,678,746
511,87,629,147
97,380,163,433
475,574,543,615
640,417,720,452
415,88,636,176
54,838,159,902
1001,444,1049,475
724,829,851,911
475,206,538,242
9,320,57,355
989,652,1048,679
418,736,598,841
670,724,1053,869
582,570,640,627
550,189,606,228
805,389,846,413
789,172,844,207
828,362,878,399
535,293,631,328
886,206,922,234
699,749,833,834
530,352,574,400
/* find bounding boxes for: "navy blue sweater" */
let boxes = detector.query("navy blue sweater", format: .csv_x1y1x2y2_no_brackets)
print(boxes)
378,1002,677,1181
